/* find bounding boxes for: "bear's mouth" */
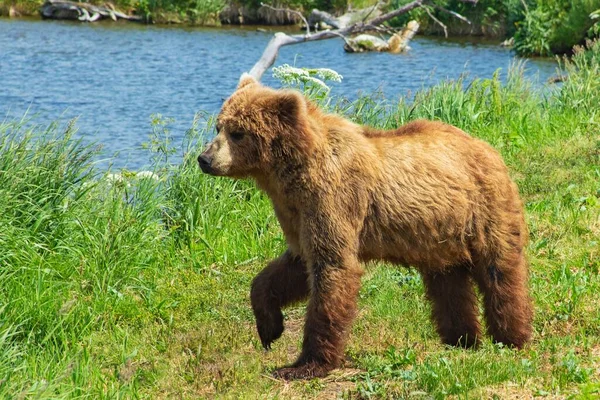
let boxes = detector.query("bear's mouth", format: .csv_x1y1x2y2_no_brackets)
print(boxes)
198,154,216,175
200,164,220,176
198,161,229,177
198,161,215,175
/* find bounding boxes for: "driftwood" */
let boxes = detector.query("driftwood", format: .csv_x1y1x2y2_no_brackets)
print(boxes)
307,9,341,29
344,20,419,53
41,0,142,22
500,37,515,47
308,4,382,30
249,0,478,80
8,6,21,17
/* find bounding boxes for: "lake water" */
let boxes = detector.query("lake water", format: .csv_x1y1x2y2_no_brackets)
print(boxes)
1,18,557,169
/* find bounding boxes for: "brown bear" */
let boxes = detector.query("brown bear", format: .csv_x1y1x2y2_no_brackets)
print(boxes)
198,74,533,380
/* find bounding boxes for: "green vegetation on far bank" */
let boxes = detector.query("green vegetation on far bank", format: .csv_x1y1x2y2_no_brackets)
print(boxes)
392,0,600,56
2,0,600,55
1,40,599,398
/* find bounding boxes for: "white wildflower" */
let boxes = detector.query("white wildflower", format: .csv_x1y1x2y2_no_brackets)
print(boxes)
105,172,131,188
273,64,343,95
273,64,309,80
136,171,160,181
314,68,343,83
105,173,124,183
302,76,331,92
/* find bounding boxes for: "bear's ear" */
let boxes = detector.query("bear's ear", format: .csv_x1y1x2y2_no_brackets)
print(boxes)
268,90,315,154
273,90,307,126
237,73,259,90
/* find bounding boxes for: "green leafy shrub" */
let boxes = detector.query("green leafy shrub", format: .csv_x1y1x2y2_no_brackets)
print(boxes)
514,0,600,56
388,0,522,38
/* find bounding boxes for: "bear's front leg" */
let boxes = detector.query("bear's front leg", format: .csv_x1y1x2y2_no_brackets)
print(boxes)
251,250,309,349
273,257,363,380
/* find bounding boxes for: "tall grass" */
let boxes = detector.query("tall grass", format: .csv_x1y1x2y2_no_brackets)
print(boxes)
0,40,599,398
513,0,600,56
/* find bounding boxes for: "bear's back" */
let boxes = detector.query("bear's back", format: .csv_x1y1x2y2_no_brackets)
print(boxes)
355,120,522,270
362,120,471,140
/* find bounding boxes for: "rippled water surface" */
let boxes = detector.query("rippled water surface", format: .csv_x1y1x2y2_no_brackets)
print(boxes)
1,18,557,168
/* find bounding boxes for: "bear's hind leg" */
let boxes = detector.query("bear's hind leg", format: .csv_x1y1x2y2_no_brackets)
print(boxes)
473,253,532,348
251,250,309,349
422,267,481,348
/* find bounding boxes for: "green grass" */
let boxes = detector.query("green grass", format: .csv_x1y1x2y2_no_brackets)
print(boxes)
1,40,600,398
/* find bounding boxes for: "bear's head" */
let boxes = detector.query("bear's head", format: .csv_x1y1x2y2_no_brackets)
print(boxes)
198,74,315,178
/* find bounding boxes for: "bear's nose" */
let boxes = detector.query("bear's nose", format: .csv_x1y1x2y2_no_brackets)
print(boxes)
198,153,213,173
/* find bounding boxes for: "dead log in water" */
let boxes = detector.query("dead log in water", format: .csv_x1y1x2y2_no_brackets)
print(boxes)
307,4,382,30
249,0,477,80
344,20,420,53
40,0,142,22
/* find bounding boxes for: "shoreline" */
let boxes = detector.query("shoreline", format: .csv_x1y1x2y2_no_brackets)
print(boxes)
2,1,599,56
0,14,509,42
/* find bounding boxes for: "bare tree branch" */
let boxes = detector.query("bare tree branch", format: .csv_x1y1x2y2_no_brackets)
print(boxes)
248,0,480,80
249,0,424,79
431,4,472,24
423,5,447,37
261,2,310,35
249,31,343,79
326,30,353,47
367,0,423,26
308,9,344,29
360,1,381,23
370,24,400,36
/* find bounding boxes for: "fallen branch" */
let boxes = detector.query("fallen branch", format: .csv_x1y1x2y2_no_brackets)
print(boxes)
261,3,310,34
308,9,344,29
344,21,420,53
423,5,447,37
249,30,344,79
40,0,142,22
307,3,383,30
367,0,424,26
249,0,476,80
431,4,472,24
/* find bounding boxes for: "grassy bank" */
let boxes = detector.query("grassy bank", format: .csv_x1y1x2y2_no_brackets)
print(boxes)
1,40,600,398
2,0,599,54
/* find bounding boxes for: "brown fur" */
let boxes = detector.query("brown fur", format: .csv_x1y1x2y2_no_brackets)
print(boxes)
198,76,533,380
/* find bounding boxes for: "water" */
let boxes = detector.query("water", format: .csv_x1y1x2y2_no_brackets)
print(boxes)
1,18,557,169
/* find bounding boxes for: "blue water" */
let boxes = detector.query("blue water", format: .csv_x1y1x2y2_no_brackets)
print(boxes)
0,18,557,168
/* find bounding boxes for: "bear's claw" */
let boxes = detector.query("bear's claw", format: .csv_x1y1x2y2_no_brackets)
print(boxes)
272,362,332,380
256,309,284,350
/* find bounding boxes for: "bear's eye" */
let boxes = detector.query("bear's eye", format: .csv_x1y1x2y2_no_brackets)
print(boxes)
230,131,245,142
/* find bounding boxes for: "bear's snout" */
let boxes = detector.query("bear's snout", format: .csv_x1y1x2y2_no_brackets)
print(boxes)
198,153,214,174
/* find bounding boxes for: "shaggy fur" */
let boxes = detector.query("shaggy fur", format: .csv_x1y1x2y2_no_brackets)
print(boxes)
198,75,533,380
